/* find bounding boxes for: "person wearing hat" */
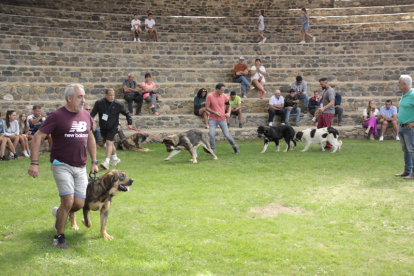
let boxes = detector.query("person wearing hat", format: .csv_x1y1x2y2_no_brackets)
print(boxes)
194,88,210,129
233,56,253,98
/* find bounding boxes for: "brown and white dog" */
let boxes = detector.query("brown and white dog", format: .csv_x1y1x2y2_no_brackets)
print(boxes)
117,132,150,152
162,129,217,163
69,170,133,239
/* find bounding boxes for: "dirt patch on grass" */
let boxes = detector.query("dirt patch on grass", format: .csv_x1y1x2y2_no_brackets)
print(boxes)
250,203,307,217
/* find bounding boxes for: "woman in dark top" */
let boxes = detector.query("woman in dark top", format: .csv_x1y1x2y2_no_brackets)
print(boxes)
194,88,210,129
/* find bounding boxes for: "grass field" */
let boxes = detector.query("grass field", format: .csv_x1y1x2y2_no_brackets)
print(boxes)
0,139,413,275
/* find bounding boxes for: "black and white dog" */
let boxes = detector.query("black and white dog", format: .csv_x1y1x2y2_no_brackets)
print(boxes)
295,127,342,153
257,125,296,153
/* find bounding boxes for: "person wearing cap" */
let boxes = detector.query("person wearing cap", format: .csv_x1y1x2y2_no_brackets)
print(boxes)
227,91,243,128
268,90,285,126
194,88,210,129
291,76,308,114
233,56,253,98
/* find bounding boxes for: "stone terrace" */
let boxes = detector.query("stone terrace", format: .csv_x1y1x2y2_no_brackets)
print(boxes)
1,0,413,142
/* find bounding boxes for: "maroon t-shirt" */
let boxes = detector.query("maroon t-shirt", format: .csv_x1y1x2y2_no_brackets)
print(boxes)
39,107,93,168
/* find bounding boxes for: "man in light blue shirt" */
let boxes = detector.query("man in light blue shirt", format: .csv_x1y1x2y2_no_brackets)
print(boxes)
379,100,398,141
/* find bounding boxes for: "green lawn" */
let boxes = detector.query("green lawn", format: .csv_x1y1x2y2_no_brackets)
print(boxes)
0,139,413,275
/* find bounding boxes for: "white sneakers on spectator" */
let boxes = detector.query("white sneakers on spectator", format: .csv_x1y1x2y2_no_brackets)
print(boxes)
396,136,400,141
110,158,121,166
23,150,30,157
137,38,141,42
281,123,285,125
242,94,247,98
250,86,255,90
299,41,306,44
263,38,267,43
313,36,316,43
134,38,137,42
269,122,273,126
379,136,384,141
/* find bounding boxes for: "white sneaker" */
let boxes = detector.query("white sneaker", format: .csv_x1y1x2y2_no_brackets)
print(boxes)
299,41,305,44
379,136,384,141
396,136,400,141
313,36,316,43
268,122,273,126
52,206,59,231
28,150,31,156
100,160,109,170
23,150,30,157
258,41,263,44
134,38,137,42
281,123,285,125
9,152,14,159
110,158,121,166
250,86,255,90
242,94,247,98
263,38,267,43
138,38,141,42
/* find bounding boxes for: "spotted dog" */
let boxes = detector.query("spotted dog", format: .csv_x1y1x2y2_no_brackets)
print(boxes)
162,129,217,163
295,127,342,153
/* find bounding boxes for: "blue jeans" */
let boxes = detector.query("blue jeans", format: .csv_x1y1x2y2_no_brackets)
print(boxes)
284,107,301,122
297,93,309,110
209,119,237,152
399,126,414,173
234,75,250,95
93,128,100,144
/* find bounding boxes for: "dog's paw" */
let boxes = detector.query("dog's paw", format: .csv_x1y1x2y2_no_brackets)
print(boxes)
283,150,288,153
301,150,307,152
213,157,218,160
190,159,198,163
260,151,265,154
102,232,114,240
71,224,79,230
164,158,170,161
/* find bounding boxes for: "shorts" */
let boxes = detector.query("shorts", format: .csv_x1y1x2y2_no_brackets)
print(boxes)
194,109,201,116
101,127,118,142
51,164,88,198
251,76,266,84
231,111,239,116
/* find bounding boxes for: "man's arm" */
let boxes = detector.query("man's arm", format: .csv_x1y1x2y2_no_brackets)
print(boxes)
28,113,45,125
28,130,48,178
87,130,99,174
120,102,133,129
90,100,99,118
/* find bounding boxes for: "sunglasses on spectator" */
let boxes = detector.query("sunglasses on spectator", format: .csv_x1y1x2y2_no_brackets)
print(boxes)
85,108,91,111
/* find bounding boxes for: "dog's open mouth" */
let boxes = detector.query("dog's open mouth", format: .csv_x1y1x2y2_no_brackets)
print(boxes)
118,185,130,192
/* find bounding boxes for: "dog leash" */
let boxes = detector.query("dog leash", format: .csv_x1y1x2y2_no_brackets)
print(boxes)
130,127,164,140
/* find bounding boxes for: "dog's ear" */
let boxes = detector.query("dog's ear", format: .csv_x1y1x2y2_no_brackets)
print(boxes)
103,170,120,189
295,131,303,141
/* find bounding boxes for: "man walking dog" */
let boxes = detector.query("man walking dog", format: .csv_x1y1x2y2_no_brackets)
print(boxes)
28,84,99,248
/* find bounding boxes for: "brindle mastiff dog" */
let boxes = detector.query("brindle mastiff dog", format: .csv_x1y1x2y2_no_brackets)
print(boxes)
162,129,218,163
117,131,150,152
69,170,133,239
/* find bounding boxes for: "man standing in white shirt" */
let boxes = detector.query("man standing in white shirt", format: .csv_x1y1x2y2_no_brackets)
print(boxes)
131,13,142,42
145,12,158,42
268,90,286,126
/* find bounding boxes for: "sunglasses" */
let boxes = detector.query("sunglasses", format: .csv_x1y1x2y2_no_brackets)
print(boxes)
85,109,91,111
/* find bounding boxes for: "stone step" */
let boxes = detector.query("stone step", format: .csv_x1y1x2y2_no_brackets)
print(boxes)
2,49,413,69
0,81,402,102
338,0,414,8
0,95,401,116
2,10,414,30
2,35,413,56
0,65,412,84
0,0,333,16
2,22,414,43
3,3,414,19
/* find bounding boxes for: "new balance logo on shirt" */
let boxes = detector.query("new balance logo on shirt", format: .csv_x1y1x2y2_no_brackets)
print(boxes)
65,121,88,138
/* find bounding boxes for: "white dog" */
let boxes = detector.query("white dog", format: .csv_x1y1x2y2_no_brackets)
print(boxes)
294,127,342,153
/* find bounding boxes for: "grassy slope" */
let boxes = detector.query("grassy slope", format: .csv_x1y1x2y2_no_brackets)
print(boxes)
0,139,413,275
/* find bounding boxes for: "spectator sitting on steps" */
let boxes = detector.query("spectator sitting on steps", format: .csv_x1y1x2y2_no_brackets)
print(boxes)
4,110,30,158
250,59,267,99
27,105,53,151
141,73,160,116
194,88,210,129
227,91,243,128
0,110,16,161
131,12,143,42
268,89,285,127
145,12,158,42
233,56,253,98
332,86,343,126
291,76,308,114
309,91,321,123
379,100,399,141
123,73,143,115
284,89,301,127
363,100,379,140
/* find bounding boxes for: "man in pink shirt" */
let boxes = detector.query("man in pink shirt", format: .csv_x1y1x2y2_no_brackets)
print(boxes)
205,83,239,153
